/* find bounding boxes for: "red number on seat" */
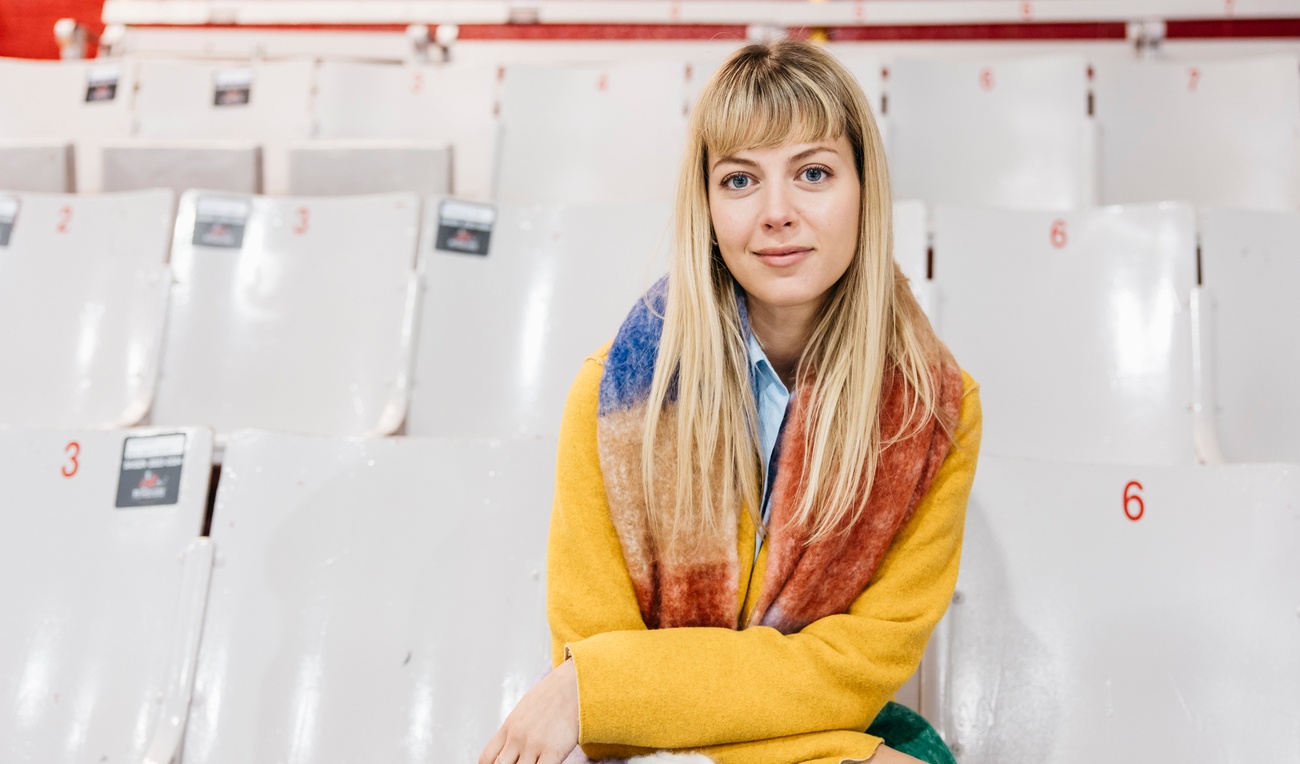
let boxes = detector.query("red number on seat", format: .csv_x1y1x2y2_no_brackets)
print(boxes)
1020,1,1034,20
1123,481,1144,521
597,73,609,92
979,67,995,92
62,441,80,478
1050,219,1068,249
412,71,424,94
1189,68,1200,93
293,206,309,235
56,205,73,234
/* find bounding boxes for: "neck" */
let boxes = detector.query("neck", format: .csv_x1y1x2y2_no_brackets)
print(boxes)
746,295,821,389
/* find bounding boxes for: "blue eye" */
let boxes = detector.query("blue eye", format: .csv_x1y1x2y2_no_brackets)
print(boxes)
802,166,829,182
723,174,750,190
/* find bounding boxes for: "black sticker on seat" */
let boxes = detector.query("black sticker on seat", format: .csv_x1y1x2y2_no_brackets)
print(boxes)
214,69,253,107
0,196,17,247
435,199,496,256
85,64,121,103
192,196,251,249
116,433,187,508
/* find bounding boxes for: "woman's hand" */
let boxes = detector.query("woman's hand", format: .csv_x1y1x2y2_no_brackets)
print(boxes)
479,658,580,764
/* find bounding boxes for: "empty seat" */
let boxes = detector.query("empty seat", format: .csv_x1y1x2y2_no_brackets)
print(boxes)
1199,208,1300,463
151,191,420,440
933,204,1198,464
0,189,174,428
497,62,687,204
314,61,499,200
181,432,553,764
893,198,931,314
0,58,135,192
0,140,74,193
286,142,452,196
408,199,669,438
888,56,1093,210
1095,57,1300,210
0,426,214,764
102,141,262,195
937,455,1300,761
135,59,315,194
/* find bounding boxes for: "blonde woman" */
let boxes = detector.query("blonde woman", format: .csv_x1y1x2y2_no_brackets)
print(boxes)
481,40,981,764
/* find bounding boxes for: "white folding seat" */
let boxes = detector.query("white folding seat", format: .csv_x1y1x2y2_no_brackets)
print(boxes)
182,432,553,764
932,455,1300,761
0,189,173,428
893,199,931,315
888,56,1093,210
151,191,420,440
134,59,315,194
1095,57,1300,210
0,427,214,764
408,199,669,438
0,58,135,192
933,204,1198,464
314,61,499,200
101,141,261,195
1198,208,1300,463
496,62,687,205
0,141,74,193
286,142,452,196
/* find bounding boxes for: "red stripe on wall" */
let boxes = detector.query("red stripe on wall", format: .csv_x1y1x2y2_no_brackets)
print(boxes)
0,0,105,59
829,22,1128,42
1166,18,1300,38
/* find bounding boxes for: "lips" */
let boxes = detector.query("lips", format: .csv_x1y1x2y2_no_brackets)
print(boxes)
753,245,813,266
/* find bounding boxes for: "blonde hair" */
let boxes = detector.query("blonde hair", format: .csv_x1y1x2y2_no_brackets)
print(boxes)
642,40,951,548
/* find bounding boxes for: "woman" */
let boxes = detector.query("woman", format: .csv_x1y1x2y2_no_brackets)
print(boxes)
481,40,981,764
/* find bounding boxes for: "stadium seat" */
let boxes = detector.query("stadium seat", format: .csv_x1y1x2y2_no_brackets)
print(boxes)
408,199,669,438
0,189,173,428
1095,56,1300,210
933,204,1198,464
931,455,1300,761
887,56,1093,210
496,62,687,204
314,61,499,201
135,59,315,194
102,141,262,195
893,199,931,315
0,140,74,193
150,191,420,441
286,142,452,196
181,432,553,764
0,427,214,764
1197,208,1300,464
0,58,135,192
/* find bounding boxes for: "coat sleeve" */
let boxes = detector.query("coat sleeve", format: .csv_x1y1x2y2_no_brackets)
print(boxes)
547,351,983,759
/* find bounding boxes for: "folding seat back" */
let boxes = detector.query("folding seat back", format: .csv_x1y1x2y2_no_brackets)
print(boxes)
135,59,315,194
0,58,135,191
0,140,74,193
935,455,1300,761
1095,57,1300,209
933,204,1198,464
314,62,498,200
497,62,687,204
102,142,262,195
0,189,174,428
1199,208,1300,463
152,191,420,439
888,56,1093,210
0,427,213,764
182,432,553,764
286,142,452,196
408,199,669,438
893,199,931,314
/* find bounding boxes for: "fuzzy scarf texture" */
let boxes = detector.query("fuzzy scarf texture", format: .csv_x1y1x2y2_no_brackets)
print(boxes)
596,279,963,636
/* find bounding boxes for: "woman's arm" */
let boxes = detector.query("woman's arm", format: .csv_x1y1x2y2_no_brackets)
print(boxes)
550,350,983,753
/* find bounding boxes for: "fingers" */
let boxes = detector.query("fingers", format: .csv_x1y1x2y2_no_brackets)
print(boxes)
478,727,507,764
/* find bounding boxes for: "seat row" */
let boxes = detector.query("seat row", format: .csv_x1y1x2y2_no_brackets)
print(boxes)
1,54,1297,209
3,189,1295,466
1,425,1294,763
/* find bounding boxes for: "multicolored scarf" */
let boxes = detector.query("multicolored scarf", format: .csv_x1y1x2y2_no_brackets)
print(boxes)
596,279,964,635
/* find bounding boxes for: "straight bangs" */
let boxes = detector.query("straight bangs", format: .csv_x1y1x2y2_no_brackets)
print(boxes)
696,56,852,170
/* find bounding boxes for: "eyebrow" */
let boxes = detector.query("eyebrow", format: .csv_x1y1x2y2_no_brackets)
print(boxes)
711,145,838,172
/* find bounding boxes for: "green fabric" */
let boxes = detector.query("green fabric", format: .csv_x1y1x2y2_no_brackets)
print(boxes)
865,702,957,764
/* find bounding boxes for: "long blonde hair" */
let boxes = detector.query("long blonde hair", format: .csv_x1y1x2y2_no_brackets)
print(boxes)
642,40,951,548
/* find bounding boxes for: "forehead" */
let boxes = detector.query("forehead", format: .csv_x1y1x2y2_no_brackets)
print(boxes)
711,135,850,166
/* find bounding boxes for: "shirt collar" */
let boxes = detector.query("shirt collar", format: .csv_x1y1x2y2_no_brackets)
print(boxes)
736,285,787,393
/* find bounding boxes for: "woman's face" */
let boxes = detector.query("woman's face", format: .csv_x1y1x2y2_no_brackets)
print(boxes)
708,133,861,320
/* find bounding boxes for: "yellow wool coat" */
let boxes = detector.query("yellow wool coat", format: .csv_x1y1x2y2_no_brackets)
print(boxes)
547,346,983,764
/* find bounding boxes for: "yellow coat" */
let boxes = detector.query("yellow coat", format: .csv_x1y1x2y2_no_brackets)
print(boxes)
547,346,983,764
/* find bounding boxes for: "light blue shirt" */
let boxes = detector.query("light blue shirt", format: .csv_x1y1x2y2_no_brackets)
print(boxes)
747,324,791,552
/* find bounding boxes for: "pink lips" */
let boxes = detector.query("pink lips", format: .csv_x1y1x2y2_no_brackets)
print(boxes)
753,245,813,266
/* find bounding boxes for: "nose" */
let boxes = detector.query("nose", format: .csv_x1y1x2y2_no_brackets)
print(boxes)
759,184,797,232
